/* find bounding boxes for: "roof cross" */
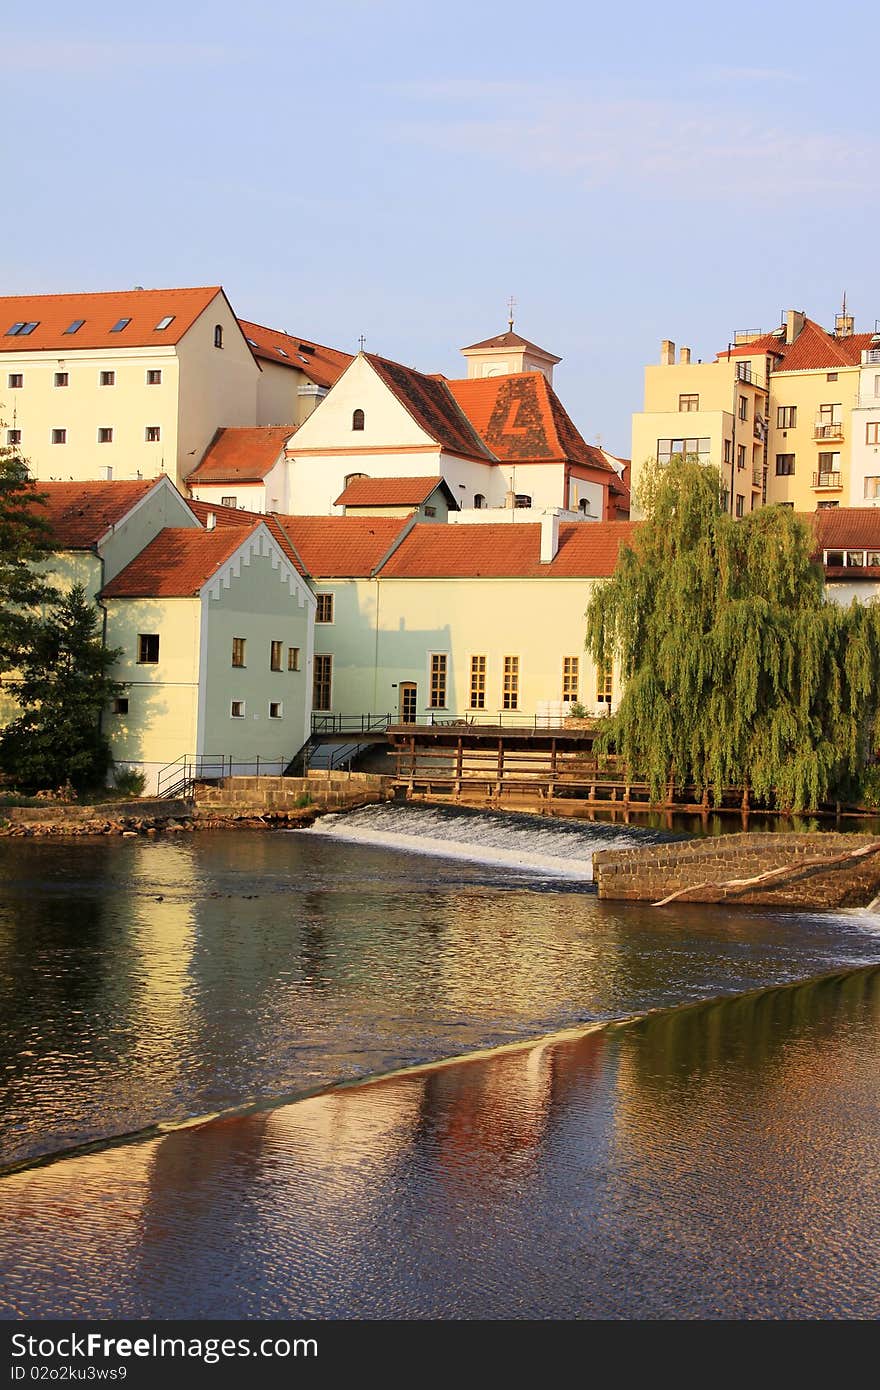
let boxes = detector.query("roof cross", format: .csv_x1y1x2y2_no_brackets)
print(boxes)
358,334,366,351
507,295,516,332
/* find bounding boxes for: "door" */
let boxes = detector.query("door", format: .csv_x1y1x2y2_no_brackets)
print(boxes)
399,683,417,724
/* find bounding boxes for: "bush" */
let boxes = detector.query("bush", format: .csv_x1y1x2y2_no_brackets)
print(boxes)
567,702,588,718
113,768,146,799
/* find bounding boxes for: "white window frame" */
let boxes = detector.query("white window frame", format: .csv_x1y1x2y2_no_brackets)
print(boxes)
230,699,246,719
268,701,284,720
427,651,450,710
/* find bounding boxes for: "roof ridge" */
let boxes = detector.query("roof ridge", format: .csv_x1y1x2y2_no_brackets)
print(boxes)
0,285,221,301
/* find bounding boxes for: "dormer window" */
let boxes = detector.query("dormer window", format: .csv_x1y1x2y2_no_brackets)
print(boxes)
352,409,365,431
214,325,224,349
344,472,368,487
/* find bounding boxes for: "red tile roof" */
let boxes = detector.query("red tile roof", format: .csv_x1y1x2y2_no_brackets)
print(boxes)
807,508,880,551
378,521,638,578
188,426,295,484
461,330,560,363
272,515,409,577
720,319,873,372
366,354,495,462
186,499,306,574
0,287,223,353
446,374,613,472
35,479,162,548
102,525,260,597
238,319,353,389
333,475,450,507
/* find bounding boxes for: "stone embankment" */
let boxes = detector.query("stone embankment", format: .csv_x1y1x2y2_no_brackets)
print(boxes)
0,773,394,837
593,832,880,910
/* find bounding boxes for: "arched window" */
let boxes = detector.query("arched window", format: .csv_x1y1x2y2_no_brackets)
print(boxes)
344,472,368,487
578,497,592,516
514,494,532,509
214,324,224,349
473,493,485,510
352,408,365,431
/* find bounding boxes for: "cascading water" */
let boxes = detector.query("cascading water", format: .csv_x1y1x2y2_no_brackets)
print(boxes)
300,801,682,879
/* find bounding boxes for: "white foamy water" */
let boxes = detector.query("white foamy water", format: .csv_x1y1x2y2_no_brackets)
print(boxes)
301,802,675,878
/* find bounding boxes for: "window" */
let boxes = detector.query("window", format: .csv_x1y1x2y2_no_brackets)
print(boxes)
864,477,880,500
51,428,67,444
679,394,699,411
737,444,746,469
474,493,485,509
597,661,613,704
269,702,283,719
352,408,365,431
110,318,131,333
5,323,24,336
232,637,246,668
502,656,519,710
562,656,579,703
101,466,113,481
145,425,161,442
818,403,842,424
100,371,115,386
316,593,334,623
154,315,175,331
469,655,486,709
113,697,129,715
721,488,730,512
146,369,162,385
7,373,23,389
846,551,865,567
344,471,367,487
6,429,21,446
723,439,732,464
214,324,224,348
778,501,794,509
867,423,880,446
270,640,283,671
313,654,332,711
735,495,745,517
817,500,839,509
221,496,238,508
64,319,85,335
138,634,159,664
738,396,748,421
817,451,841,475
826,372,838,382
288,646,301,672
230,700,245,718
54,372,68,387
777,406,797,429
657,437,711,465
5,320,38,337
775,454,795,476
429,653,448,709
424,505,437,517
98,427,113,443
514,494,532,508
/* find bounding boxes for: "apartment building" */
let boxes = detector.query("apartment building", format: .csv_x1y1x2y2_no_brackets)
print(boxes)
631,308,879,515
0,287,350,491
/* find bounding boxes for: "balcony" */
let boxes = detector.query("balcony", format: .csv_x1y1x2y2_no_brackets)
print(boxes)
752,468,764,488
812,471,842,490
813,421,844,441
734,364,766,389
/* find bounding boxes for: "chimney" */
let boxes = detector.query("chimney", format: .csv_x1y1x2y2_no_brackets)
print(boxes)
784,310,806,345
505,489,517,509
540,512,560,564
206,511,216,531
660,339,675,366
835,313,854,338
680,346,691,365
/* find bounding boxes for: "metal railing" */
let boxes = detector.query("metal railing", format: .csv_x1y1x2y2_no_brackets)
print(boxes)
311,713,394,735
813,422,844,440
735,364,766,389
812,471,842,490
390,710,607,731
156,752,291,799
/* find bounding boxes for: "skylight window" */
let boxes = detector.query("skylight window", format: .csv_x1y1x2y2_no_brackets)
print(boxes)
276,347,288,357
110,318,131,333
5,322,25,336
154,315,175,331
246,338,258,347
297,355,310,364
64,319,85,334
18,322,38,335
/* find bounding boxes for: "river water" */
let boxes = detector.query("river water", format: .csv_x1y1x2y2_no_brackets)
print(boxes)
2,804,880,1318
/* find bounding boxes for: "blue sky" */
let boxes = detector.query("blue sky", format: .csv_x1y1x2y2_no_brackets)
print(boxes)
6,0,878,454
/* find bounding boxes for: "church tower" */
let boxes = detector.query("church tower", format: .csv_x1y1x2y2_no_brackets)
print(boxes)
460,301,561,385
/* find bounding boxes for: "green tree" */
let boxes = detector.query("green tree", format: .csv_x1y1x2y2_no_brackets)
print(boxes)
0,441,53,672
0,584,123,792
587,457,880,811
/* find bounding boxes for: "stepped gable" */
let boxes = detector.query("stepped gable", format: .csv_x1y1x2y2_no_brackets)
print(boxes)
187,425,296,484
0,286,222,352
273,514,409,577
101,525,260,597
446,374,612,470
35,479,160,548
187,499,306,574
237,319,353,389
333,476,452,507
365,354,495,462
377,520,637,579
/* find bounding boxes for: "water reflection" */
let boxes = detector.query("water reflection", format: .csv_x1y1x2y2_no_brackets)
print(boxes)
2,968,878,1319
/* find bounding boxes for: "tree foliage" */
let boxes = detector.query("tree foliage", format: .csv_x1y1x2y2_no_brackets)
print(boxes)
587,458,880,811
0,584,122,791
0,442,53,672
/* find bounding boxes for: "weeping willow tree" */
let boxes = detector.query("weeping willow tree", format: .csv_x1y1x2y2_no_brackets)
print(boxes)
587,458,880,811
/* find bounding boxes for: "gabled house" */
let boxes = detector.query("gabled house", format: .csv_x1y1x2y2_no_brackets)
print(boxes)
334,475,457,519
187,425,297,514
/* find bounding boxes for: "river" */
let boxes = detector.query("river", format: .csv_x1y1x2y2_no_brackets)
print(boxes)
1,804,879,1318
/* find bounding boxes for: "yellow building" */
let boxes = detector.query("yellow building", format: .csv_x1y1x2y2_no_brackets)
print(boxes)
631,308,877,515
0,288,350,492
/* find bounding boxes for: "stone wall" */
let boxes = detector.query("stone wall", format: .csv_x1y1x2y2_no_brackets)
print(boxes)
194,772,393,814
3,799,190,826
593,832,880,909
